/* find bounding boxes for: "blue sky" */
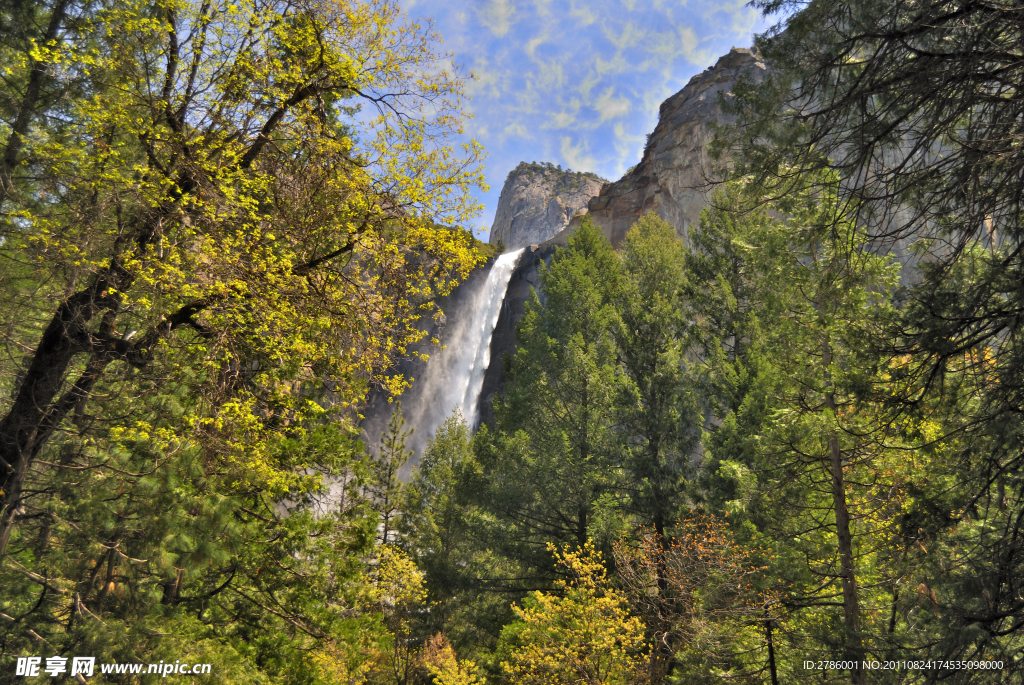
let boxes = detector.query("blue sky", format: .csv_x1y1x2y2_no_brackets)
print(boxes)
404,0,773,239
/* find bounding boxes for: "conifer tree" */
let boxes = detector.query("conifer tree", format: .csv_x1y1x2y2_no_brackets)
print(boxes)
368,403,414,546
474,217,624,579
721,1,1024,664
400,409,494,646
613,213,700,538
688,176,947,684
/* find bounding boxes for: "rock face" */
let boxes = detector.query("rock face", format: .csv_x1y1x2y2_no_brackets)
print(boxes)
477,241,557,426
576,47,766,246
489,163,607,250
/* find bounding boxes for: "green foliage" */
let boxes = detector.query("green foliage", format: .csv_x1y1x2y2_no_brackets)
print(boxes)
400,410,499,650
368,404,414,545
5,0,1021,679
1,386,377,681
0,0,486,681
614,213,700,534
474,217,624,580
714,0,1024,672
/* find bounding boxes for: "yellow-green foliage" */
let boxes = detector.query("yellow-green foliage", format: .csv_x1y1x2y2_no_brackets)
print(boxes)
6,0,487,495
421,634,486,685
501,542,649,685
312,546,429,683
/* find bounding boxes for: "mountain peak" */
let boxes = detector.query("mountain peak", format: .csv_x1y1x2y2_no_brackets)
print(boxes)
488,163,608,250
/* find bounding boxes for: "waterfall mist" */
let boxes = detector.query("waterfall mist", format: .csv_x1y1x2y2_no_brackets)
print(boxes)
385,248,525,469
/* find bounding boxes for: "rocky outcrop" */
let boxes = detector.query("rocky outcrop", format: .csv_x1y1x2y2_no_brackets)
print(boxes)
489,163,607,250
575,47,766,246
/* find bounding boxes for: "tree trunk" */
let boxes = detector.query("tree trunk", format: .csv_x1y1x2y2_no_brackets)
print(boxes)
650,513,679,683
0,0,71,214
765,608,779,685
0,1,76,553
0,313,115,557
0,22,324,555
821,335,865,685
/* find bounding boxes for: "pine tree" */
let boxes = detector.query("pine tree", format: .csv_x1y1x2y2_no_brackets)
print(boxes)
689,175,935,684
400,409,496,647
368,403,414,546
613,212,700,538
720,1,1024,666
474,216,624,579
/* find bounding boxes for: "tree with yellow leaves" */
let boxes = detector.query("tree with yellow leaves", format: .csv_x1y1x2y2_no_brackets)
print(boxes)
420,633,486,685
499,542,649,685
312,545,429,684
0,0,485,554
0,0,485,678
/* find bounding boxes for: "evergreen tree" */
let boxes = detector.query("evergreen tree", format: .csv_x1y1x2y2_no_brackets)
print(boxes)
613,212,700,538
368,403,414,546
474,216,624,580
720,0,1024,667
610,213,702,679
400,410,500,651
688,176,967,684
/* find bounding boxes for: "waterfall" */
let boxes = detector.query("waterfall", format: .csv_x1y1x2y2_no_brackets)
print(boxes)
397,248,525,464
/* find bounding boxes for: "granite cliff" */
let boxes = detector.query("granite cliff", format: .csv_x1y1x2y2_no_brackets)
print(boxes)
477,48,766,422
488,162,607,250
575,47,765,246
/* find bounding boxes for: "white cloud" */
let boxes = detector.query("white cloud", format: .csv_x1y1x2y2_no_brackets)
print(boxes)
594,52,631,77
603,21,644,51
531,57,567,91
560,136,597,172
525,33,547,60
678,25,714,65
612,122,646,175
721,0,759,36
465,57,503,102
577,70,601,99
568,0,598,26
504,121,531,139
479,0,516,37
593,87,631,123
546,104,580,130
532,0,553,17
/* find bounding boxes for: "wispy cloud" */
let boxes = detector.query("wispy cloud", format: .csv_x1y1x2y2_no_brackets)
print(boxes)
504,121,531,139
479,0,517,37
546,105,580,129
568,0,598,26
560,136,597,171
603,21,644,51
593,88,631,123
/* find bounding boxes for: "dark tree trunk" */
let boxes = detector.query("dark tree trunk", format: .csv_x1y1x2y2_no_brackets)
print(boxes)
765,609,779,685
821,335,865,685
0,275,124,556
0,0,71,214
